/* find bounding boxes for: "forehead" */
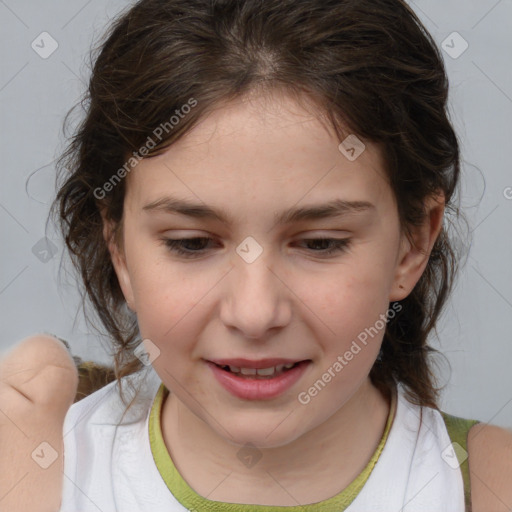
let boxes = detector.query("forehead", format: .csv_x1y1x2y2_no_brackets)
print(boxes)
124,91,392,215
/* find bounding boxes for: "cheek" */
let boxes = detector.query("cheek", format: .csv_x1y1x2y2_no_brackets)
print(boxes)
299,261,393,338
134,277,201,342
124,245,180,332
289,253,396,380
128,255,220,359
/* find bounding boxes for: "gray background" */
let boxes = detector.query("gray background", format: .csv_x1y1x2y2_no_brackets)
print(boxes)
0,0,511,427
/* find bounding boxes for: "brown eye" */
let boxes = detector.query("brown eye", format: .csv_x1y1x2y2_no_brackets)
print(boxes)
297,238,351,256
162,237,215,258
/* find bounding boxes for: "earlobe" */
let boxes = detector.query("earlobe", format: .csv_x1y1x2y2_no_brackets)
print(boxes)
389,192,445,302
101,213,136,312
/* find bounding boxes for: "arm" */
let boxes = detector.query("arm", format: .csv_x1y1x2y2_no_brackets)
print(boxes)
469,422,512,511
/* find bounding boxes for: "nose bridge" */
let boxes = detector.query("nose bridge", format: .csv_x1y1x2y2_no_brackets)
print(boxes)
220,246,289,338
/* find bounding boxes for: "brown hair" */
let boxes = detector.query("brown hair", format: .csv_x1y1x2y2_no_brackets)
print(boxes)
47,335,117,403
50,0,466,410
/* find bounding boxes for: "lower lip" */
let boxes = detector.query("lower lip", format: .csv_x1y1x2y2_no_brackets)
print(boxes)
206,360,310,400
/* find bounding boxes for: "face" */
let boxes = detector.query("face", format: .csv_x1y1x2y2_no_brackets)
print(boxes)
106,90,433,448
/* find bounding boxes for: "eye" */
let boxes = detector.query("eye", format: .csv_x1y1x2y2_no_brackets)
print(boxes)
295,238,352,256
161,236,352,259
162,237,216,258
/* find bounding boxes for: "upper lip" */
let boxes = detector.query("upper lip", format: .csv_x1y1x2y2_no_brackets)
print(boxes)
207,358,309,369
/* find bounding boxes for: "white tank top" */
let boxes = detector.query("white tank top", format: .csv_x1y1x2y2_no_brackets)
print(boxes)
59,368,471,511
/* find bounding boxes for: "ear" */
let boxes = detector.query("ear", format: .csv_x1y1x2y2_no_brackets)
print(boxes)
389,191,445,302
100,209,136,312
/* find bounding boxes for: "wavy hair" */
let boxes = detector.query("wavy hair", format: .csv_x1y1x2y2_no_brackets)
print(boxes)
50,0,467,410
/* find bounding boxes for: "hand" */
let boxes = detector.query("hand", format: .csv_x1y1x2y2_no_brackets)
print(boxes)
0,334,79,512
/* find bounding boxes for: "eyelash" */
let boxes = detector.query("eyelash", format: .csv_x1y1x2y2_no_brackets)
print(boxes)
161,237,351,259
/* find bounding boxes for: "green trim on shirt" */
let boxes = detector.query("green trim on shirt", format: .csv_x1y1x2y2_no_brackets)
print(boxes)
440,412,480,512
148,384,396,511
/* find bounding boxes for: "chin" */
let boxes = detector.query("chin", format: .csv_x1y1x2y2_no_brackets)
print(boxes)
217,415,308,450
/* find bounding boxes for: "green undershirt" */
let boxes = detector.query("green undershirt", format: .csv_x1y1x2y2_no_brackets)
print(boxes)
148,384,396,511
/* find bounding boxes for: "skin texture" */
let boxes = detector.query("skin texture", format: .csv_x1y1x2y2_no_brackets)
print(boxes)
468,423,512,511
0,92,510,510
0,334,78,512
103,90,446,505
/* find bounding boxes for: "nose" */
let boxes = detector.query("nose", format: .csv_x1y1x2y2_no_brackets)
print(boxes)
219,253,292,340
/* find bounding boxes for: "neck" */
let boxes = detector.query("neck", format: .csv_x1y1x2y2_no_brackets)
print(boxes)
160,378,392,506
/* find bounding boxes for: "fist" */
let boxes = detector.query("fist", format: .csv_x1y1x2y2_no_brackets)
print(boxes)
0,334,79,512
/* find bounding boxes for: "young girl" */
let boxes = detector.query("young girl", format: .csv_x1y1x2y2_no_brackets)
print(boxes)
1,0,511,510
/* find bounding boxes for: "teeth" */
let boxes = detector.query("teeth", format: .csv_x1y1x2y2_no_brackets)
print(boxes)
240,367,257,375
223,363,298,377
256,367,276,376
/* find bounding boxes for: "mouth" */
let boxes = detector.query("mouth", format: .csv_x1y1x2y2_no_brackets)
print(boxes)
212,361,305,379
205,358,312,400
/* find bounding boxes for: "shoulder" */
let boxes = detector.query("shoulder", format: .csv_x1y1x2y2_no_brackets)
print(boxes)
64,376,120,431
468,422,512,511
65,367,162,431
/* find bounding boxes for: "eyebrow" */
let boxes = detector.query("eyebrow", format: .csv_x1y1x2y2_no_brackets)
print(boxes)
142,196,375,226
